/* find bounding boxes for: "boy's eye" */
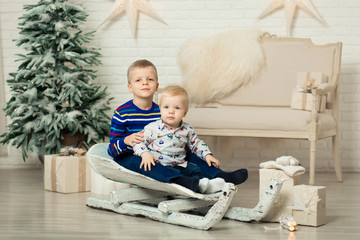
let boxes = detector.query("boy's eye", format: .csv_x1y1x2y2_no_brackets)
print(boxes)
175,107,181,110
163,106,169,109
148,78,154,81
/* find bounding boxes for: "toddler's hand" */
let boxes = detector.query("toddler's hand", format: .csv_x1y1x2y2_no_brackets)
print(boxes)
140,152,157,171
124,131,144,147
205,154,220,168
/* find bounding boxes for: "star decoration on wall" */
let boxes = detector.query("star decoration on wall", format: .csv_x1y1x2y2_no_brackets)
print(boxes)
100,0,166,37
258,0,323,36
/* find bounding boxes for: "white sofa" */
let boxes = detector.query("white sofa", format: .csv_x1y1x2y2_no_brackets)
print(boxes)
182,33,343,185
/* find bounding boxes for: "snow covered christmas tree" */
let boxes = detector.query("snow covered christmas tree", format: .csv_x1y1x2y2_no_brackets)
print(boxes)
0,0,112,161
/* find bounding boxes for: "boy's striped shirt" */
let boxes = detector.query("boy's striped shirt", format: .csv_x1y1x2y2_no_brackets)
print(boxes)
108,100,160,157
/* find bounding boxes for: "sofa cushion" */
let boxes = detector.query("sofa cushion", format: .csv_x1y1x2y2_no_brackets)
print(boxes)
184,107,336,131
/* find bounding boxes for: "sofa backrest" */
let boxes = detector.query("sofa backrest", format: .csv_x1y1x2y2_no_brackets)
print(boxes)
213,36,341,108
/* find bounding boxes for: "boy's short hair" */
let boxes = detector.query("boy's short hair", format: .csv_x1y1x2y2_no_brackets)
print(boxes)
160,85,189,110
127,59,158,83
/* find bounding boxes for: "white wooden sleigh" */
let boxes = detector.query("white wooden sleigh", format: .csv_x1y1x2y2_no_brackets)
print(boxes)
86,143,282,230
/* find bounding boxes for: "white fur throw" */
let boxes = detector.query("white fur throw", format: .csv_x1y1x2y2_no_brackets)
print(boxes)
177,29,266,104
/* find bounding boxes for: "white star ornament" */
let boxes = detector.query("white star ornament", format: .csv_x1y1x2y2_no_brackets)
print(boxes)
258,0,323,36
100,0,166,37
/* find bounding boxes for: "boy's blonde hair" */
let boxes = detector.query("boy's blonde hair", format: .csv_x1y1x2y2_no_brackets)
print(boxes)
127,59,158,83
160,85,189,110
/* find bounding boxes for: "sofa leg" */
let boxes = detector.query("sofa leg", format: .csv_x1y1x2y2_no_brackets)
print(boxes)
309,140,317,185
332,135,343,183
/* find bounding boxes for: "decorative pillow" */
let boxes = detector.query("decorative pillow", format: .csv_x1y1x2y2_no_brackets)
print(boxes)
177,29,266,105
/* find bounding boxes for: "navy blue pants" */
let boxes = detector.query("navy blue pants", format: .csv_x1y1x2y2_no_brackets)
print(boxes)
114,152,223,183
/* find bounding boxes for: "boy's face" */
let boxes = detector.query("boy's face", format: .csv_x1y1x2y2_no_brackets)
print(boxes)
160,95,188,129
128,66,159,100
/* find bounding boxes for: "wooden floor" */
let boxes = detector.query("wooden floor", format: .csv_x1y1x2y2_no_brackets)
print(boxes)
0,168,359,240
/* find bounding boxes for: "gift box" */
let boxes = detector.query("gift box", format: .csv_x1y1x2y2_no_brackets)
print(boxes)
291,91,326,112
91,168,131,195
259,169,300,222
292,72,328,112
296,72,328,89
44,154,91,193
290,185,326,227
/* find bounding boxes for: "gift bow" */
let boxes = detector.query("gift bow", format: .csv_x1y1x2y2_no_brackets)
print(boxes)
58,147,86,156
303,72,317,90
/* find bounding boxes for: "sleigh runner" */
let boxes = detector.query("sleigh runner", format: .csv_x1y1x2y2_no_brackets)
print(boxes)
86,143,282,230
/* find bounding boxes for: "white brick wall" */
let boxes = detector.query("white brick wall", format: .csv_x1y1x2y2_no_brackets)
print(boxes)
1,0,360,172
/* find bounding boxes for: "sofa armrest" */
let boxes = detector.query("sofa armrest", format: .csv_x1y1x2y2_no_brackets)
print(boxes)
309,83,332,116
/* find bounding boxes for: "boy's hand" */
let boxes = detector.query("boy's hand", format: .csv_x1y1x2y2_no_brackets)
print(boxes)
140,152,157,171
205,154,220,168
124,131,144,147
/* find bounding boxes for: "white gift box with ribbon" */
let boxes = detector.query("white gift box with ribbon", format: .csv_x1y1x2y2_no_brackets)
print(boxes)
289,184,326,226
44,153,91,193
291,72,328,112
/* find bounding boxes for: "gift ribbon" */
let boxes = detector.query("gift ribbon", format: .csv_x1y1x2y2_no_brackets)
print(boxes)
302,72,316,90
301,92,308,109
51,156,57,191
302,72,309,89
292,90,311,111
78,156,86,192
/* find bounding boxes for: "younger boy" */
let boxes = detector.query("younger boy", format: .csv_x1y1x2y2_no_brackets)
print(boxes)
133,85,248,193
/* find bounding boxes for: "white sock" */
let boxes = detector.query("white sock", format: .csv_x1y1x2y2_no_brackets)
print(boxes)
205,178,225,194
198,178,209,193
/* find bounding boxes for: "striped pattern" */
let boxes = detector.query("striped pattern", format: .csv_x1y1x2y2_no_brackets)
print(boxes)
108,100,160,157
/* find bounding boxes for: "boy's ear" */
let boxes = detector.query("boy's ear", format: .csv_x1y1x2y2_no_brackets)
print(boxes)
127,84,133,93
184,109,188,117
